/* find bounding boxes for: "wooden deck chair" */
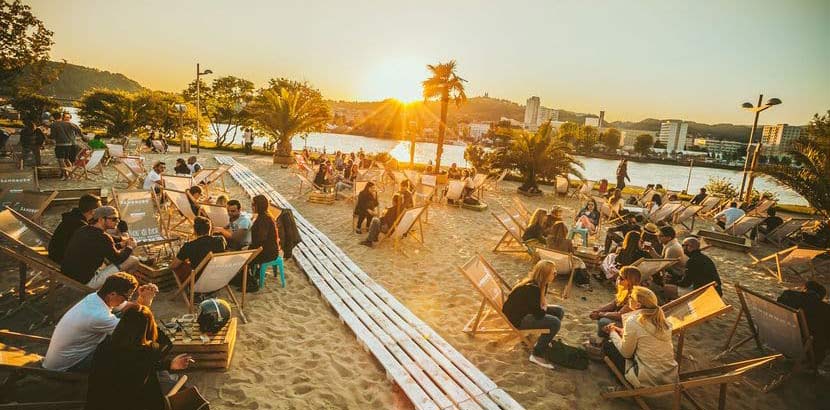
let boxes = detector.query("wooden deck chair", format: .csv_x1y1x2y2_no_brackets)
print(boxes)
697,195,724,217
164,189,198,235
747,199,776,217
628,258,679,282
602,354,782,410
723,214,765,238
717,284,815,391
151,139,166,153
111,188,176,247
113,162,140,188
762,218,812,248
0,190,58,223
201,164,232,193
391,170,408,187
68,149,105,180
484,169,509,192
636,188,657,207
511,197,531,225
412,183,435,222
672,204,703,230
575,180,593,200
470,173,488,198
105,143,125,165
170,248,262,323
119,155,145,176
295,172,324,196
0,169,38,195
458,254,544,348
532,246,576,298
648,202,684,225
554,175,570,196
163,175,193,192
491,211,527,253
445,180,465,205
661,282,732,365
294,173,334,204
191,168,214,185
378,205,428,255
403,170,421,186
345,180,369,203
748,246,829,282
502,204,527,233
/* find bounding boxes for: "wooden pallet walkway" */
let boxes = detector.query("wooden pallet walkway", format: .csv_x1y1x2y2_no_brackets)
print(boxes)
215,156,524,410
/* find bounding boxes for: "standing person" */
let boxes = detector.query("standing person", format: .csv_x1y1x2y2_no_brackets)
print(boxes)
19,123,35,166
212,199,252,250
187,156,202,174
360,193,404,247
501,260,565,369
30,121,47,166
714,202,745,230
353,182,379,234
603,286,678,388
243,127,254,154
143,161,166,195
48,194,102,264
662,237,722,299
50,112,80,179
616,159,630,190
61,206,141,289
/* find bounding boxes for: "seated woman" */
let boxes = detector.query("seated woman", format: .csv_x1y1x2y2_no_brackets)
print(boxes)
645,194,662,215
353,182,379,234
600,231,648,281
360,193,404,247
173,158,190,175
574,199,600,233
314,163,329,189
249,194,281,271
522,209,548,245
603,286,678,389
546,221,590,288
607,189,625,217
398,180,414,209
589,266,642,342
86,306,194,410
501,260,565,370
215,194,229,207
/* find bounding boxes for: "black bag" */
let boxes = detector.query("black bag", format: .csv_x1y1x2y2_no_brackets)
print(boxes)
573,268,590,286
545,339,589,370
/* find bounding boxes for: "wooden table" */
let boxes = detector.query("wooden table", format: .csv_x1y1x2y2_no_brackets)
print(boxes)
575,246,604,269
168,317,237,371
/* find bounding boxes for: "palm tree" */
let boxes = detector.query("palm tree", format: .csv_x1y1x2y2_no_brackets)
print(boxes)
251,87,330,163
764,110,830,218
422,60,467,171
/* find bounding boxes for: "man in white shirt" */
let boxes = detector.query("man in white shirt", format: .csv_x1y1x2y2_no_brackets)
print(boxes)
187,156,202,174
213,199,252,250
714,202,745,230
142,161,166,194
42,273,158,372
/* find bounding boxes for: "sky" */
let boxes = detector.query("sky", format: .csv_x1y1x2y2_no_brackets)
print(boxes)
27,0,830,125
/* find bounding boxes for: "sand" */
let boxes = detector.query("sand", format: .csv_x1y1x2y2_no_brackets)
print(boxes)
1,147,827,410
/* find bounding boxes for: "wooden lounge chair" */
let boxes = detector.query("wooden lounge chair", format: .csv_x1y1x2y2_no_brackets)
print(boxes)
120,156,146,178
294,173,334,204
511,197,531,225
636,188,657,207
483,169,509,192
673,204,704,230
378,205,428,255
748,246,829,282
343,180,369,203
575,180,593,200
444,180,465,205
457,254,544,348
111,188,177,247
403,170,421,187
0,170,38,195
199,202,230,228
170,248,262,323
698,195,724,217
105,142,125,165
602,354,782,410
470,174,488,199
0,190,58,223
491,211,528,254
762,218,812,248
113,162,141,189
648,202,684,225
628,258,679,282
532,246,577,298
201,164,232,194
163,175,193,192
191,168,214,185
717,284,816,391
68,149,105,180
164,189,198,236
723,214,765,238
661,281,732,365
151,139,166,153
413,183,436,223
746,199,776,217
502,205,527,233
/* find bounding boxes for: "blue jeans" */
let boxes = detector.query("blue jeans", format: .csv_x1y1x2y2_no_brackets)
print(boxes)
519,305,565,356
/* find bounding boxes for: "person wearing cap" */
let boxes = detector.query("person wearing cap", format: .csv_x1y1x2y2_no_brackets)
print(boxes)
603,212,640,253
61,206,140,289
640,223,663,256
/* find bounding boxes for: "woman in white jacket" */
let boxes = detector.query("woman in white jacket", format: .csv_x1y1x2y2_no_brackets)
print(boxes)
604,286,678,389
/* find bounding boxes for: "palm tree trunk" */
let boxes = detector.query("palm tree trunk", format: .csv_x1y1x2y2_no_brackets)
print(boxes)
435,95,449,171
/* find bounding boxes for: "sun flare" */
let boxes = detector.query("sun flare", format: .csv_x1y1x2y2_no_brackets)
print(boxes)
361,58,424,103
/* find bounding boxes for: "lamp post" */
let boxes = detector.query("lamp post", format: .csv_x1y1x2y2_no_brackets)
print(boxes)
195,63,213,153
738,95,782,203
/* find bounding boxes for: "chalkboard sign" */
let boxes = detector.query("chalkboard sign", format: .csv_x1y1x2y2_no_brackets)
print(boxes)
737,285,806,359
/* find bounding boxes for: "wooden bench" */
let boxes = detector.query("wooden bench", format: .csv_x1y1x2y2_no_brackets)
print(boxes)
215,156,524,410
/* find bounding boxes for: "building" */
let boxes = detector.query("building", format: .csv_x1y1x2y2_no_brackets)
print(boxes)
658,120,689,154
524,96,540,129
468,122,491,140
598,110,605,128
620,129,657,149
537,107,559,126
500,117,524,128
698,139,745,159
761,124,803,157
584,117,599,127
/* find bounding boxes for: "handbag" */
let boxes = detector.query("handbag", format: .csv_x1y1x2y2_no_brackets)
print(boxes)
166,386,210,410
545,339,589,370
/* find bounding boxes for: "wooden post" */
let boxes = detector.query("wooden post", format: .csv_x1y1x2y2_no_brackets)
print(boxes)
718,384,728,410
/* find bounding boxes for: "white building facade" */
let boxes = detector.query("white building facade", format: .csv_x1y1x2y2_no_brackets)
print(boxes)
524,96,540,129
659,121,689,154
761,124,803,157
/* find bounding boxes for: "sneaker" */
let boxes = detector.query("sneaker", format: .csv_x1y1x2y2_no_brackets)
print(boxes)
528,354,555,370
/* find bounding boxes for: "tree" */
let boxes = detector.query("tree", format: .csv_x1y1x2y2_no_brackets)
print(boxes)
464,144,490,172
492,120,583,192
134,90,202,137
184,76,254,147
251,83,330,161
634,134,653,156
579,125,598,151
0,0,55,97
77,89,141,137
601,128,621,152
9,92,58,126
422,60,467,171
764,110,830,218
558,121,580,146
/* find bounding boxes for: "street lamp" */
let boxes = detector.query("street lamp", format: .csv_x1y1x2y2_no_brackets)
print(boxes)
195,63,213,153
738,95,781,203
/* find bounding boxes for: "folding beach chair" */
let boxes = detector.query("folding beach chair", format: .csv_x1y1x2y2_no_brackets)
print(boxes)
636,188,657,207
648,202,684,225
199,203,230,228
747,199,776,217
470,173,488,199
723,215,765,238
68,149,106,180
120,155,146,177
163,175,193,192
403,169,421,187
511,197,531,225
293,153,312,177
661,282,732,365
112,188,178,249
164,188,198,235
491,211,527,253
484,169,509,192
105,143,125,165
574,180,593,200
672,203,703,230
201,164,232,193
378,205,428,255
0,169,38,194
628,257,680,282
762,218,812,248
748,246,829,282
697,195,724,217
554,175,570,196
191,168,214,185
151,139,166,153
294,173,335,204
113,162,140,189
445,180,465,206
532,246,577,298
171,248,261,323
502,204,527,232
413,183,436,222
458,254,545,348
717,284,816,391
0,190,58,223
602,354,781,410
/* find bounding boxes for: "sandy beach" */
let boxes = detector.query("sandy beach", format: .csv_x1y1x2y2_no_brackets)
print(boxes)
2,148,827,410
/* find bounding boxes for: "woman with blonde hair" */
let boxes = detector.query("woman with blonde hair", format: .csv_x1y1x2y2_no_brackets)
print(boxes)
501,260,566,369
590,266,642,340
604,286,678,388
522,208,548,244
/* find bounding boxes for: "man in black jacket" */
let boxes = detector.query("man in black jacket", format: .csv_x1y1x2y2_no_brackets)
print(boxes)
663,237,722,299
61,206,139,289
48,194,101,264
778,281,829,365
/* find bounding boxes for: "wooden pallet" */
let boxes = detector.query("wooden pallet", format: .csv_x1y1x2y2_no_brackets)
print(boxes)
134,261,177,291
308,191,335,204
168,317,237,371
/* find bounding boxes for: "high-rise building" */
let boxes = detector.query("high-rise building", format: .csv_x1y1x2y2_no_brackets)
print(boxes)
659,121,688,154
537,107,559,126
761,124,803,157
524,96,540,129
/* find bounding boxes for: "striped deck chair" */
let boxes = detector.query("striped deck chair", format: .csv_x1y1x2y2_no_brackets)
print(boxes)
724,214,765,238
491,211,527,253
748,246,829,282
69,149,106,180
113,162,140,188
532,246,577,298
763,218,812,247
105,143,125,165
648,202,684,225
458,254,545,348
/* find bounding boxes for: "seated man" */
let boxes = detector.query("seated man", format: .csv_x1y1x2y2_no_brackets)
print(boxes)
142,161,166,196
690,188,707,205
714,202,745,230
186,185,204,216
754,207,783,240
212,199,252,250
170,217,226,282
604,213,640,253
777,281,829,365
42,273,157,372
61,206,140,289
48,194,102,264
360,193,403,247
398,180,414,209
187,156,202,174
662,237,722,299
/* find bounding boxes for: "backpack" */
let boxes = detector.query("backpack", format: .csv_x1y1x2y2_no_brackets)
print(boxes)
546,339,589,370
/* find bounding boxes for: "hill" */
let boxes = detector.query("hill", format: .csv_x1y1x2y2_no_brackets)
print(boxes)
38,61,145,100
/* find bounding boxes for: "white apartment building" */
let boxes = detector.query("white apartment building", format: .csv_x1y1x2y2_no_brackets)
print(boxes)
699,139,745,159
659,120,689,154
524,96,540,129
468,122,491,140
761,124,803,157
537,107,559,125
